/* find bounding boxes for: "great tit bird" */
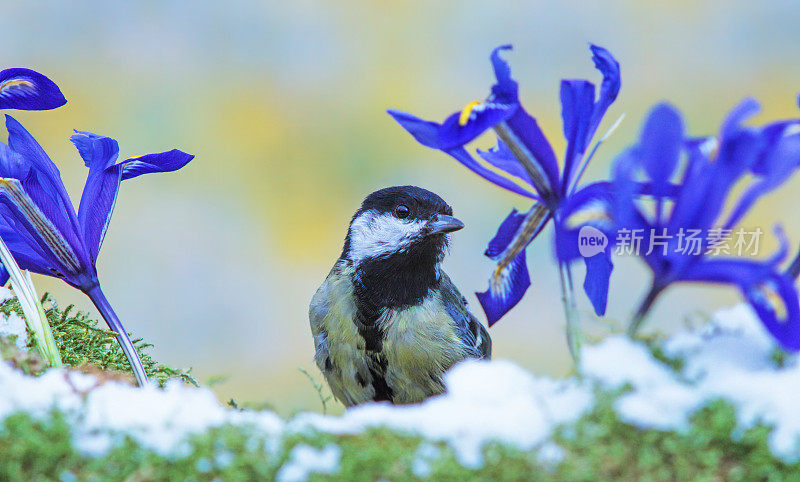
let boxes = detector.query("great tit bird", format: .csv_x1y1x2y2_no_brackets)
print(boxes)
309,186,491,407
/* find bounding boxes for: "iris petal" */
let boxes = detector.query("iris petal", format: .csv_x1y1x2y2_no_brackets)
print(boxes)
0,141,30,182
552,182,615,316
750,120,797,175
0,68,67,111
0,221,51,282
684,107,765,232
437,103,516,150
71,130,120,169
477,209,531,326
476,250,530,327
587,44,622,133
3,117,85,260
724,129,800,229
489,45,517,103
447,147,539,199
583,250,613,316
476,139,534,187
494,109,560,201
0,178,83,277
681,258,800,351
488,204,550,264
121,150,195,181
561,44,621,191
72,130,123,260
485,208,526,258
386,109,441,148
554,181,614,262
476,207,550,326
745,274,800,351
560,79,596,188
639,103,684,195
720,97,760,140
485,46,561,198
70,131,195,260
78,165,122,262
5,116,76,217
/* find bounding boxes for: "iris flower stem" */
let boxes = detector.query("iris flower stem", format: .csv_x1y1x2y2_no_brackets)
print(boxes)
24,271,62,367
0,236,62,367
558,262,581,365
627,281,664,337
85,285,148,386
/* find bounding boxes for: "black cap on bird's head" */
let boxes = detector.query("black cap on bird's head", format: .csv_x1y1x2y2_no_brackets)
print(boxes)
342,186,464,264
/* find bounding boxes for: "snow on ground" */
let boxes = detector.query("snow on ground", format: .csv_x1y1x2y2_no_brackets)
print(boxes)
0,302,799,466
411,442,441,478
0,286,27,350
0,354,592,468
0,361,285,457
276,444,342,482
583,304,800,462
292,359,592,468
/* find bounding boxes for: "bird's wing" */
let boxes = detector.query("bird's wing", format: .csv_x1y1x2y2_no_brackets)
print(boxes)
439,272,492,359
309,269,334,371
309,259,375,407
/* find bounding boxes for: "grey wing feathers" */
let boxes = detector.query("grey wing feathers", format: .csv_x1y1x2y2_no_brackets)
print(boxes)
471,313,492,359
309,261,375,407
439,272,492,359
309,277,332,374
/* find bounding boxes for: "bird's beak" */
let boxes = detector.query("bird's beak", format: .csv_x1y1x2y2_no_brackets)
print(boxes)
425,214,465,236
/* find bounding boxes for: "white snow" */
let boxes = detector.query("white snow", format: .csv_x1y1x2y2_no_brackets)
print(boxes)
1,302,800,467
583,303,800,462
411,442,441,478
276,444,341,482
0,286,27,350
581,336,700,430
0,286,14,303
0,360,285,458
0,312,28,350
290,359,593,468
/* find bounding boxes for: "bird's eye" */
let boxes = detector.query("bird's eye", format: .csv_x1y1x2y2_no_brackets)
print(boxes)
394,204,410,219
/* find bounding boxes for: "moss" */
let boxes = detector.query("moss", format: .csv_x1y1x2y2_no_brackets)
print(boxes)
0,293,196,387
0,414,547,481
0,412,284,481
770,347,792,369
0,412,77,481
554,393,800,480
2,295,800,479
642,334,686,373
0,335,47,375
2,394,800,480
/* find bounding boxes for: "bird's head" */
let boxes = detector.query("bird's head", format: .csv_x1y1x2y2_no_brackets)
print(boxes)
342,186,463,266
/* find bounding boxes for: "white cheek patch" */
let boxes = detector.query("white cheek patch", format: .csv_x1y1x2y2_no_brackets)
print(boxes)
348,211,427,262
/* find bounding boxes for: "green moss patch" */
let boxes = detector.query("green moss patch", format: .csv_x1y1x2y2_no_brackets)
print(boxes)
0,293,196,386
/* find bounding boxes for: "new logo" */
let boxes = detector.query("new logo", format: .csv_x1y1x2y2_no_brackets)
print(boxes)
578,226,608,257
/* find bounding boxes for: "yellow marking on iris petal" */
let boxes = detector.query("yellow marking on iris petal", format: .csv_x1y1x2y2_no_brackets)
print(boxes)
764,288,787,321
459,100,483,126
0,79,34,92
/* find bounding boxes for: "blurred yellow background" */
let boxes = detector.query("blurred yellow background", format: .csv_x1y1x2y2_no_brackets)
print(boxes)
1,1,799,414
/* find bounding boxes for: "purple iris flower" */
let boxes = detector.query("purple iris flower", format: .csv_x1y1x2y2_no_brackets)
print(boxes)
388,44,621,327
0,116,194,384
615,100,800,350
0,68,66,111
